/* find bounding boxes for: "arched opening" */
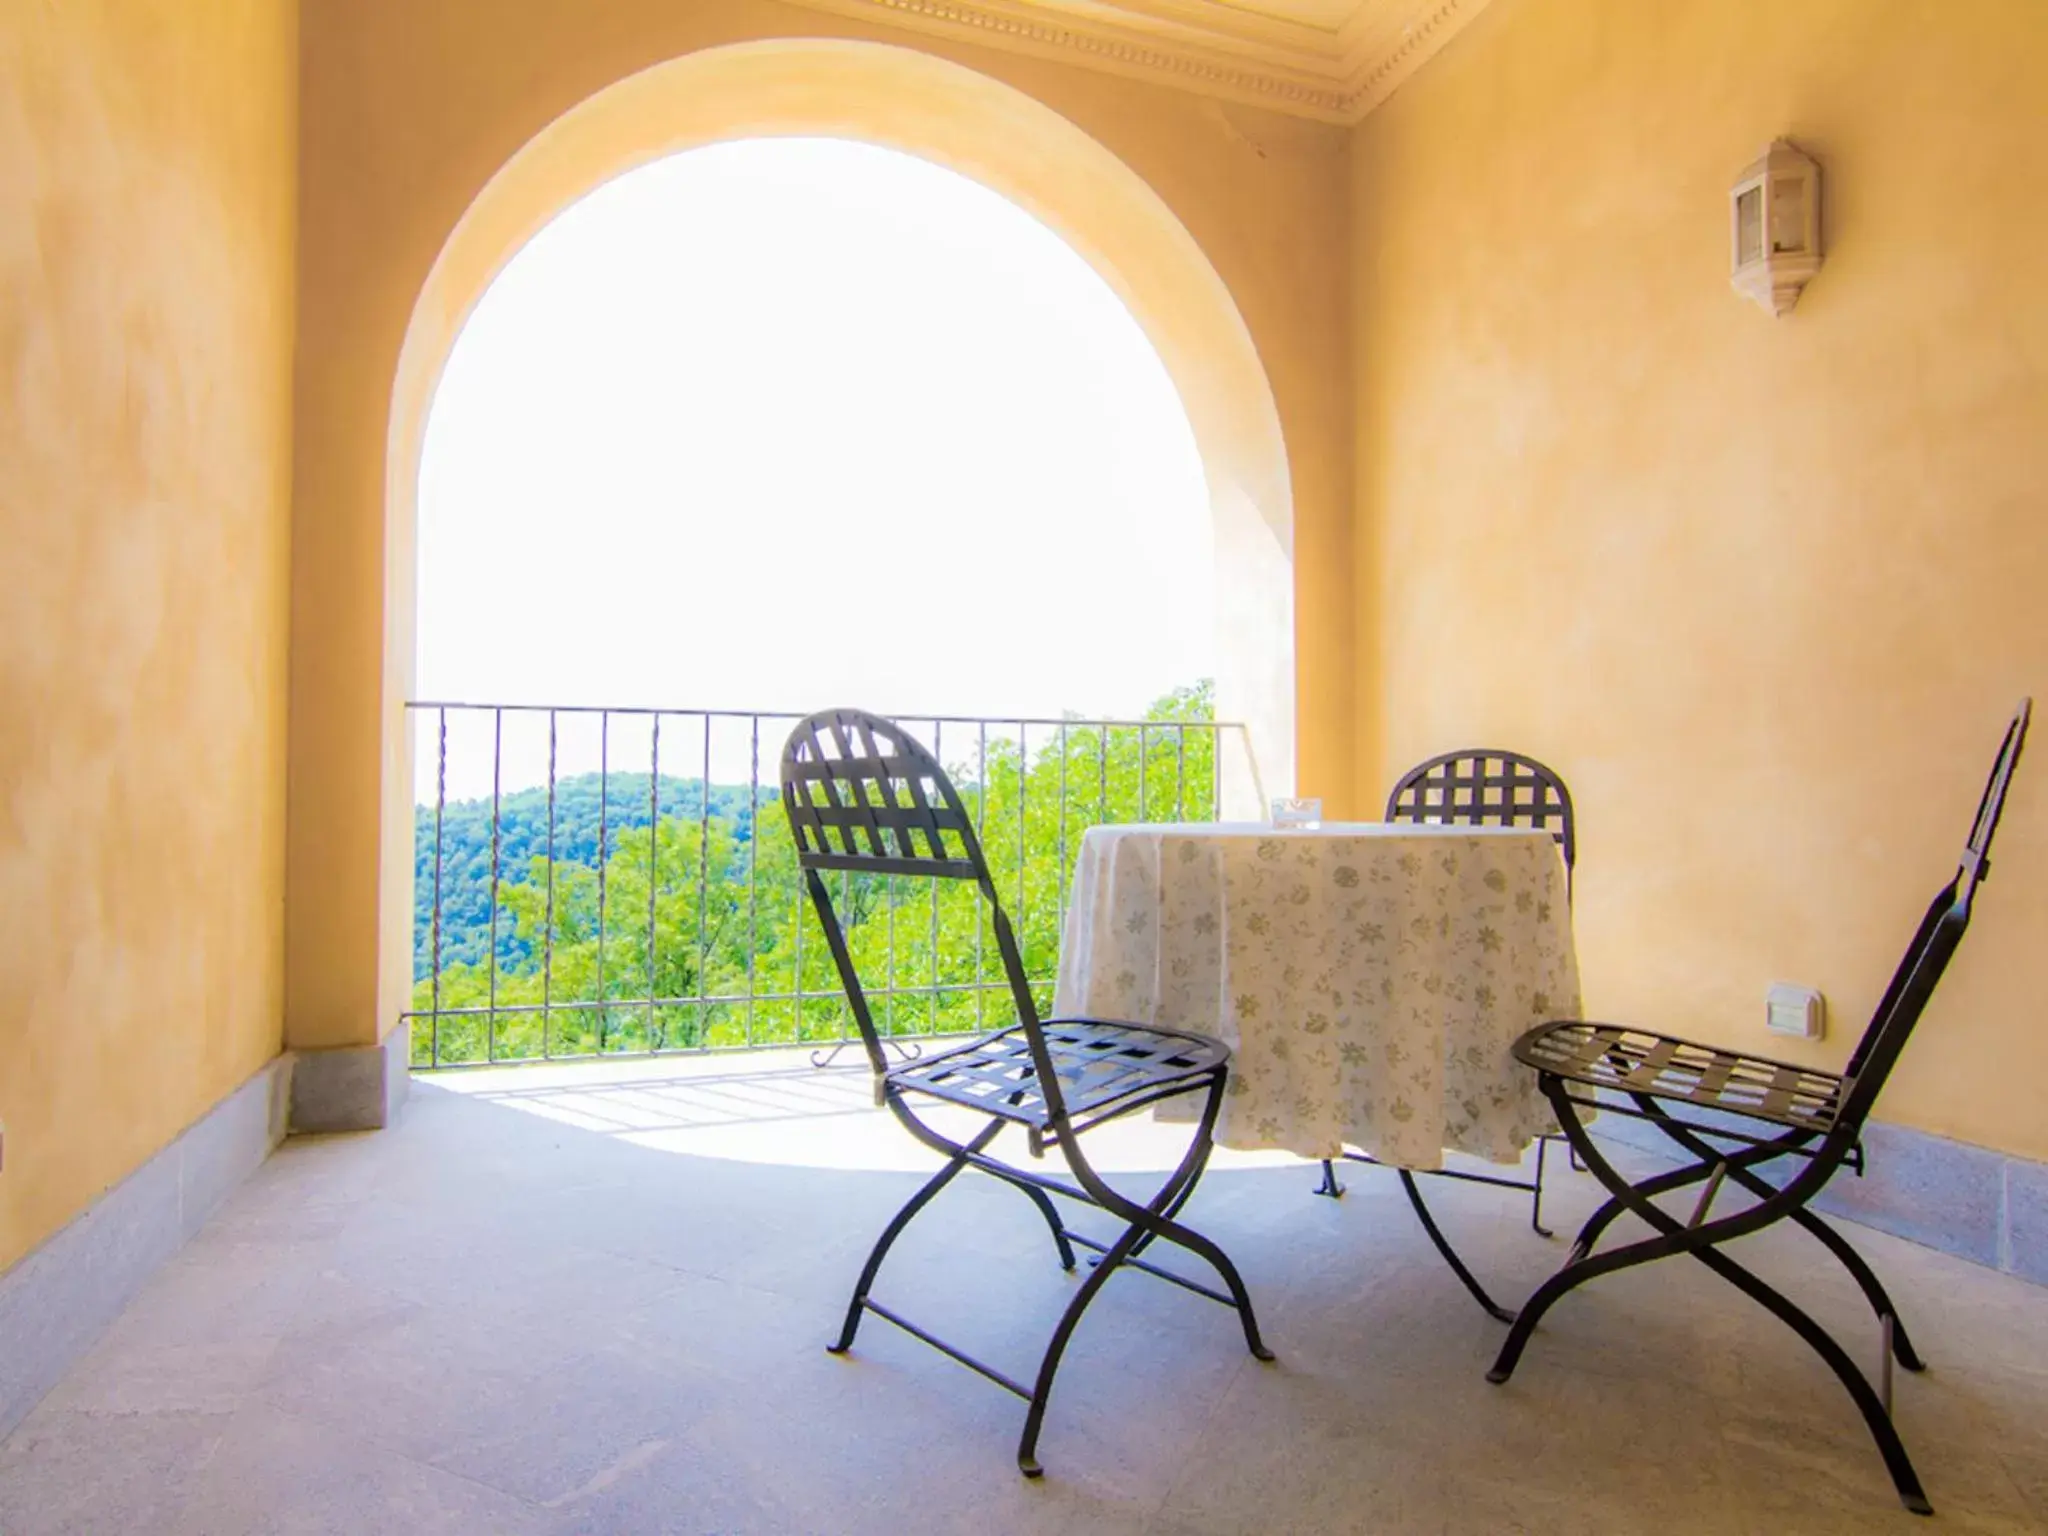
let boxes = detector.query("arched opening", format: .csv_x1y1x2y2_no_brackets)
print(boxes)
407,132,1230,1068
377,39,1295,1039
415,135,1215,726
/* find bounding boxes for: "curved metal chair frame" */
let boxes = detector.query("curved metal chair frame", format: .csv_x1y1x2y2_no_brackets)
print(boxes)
781,709,1272,1477
1489,700,2031,1516
1314,747,1577,1321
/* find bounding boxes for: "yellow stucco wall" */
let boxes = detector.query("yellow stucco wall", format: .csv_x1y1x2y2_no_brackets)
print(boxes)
1350,0,2048,1157
289,0,1356,1053
0,1,297,1269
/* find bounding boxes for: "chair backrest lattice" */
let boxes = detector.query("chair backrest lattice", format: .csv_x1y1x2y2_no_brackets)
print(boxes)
780,709,1060,1102
1386,748,1577,876
782,710,984,881
1834,698,2031,1134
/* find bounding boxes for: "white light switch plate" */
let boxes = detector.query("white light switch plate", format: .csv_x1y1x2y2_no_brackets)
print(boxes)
1766,982,1825,1040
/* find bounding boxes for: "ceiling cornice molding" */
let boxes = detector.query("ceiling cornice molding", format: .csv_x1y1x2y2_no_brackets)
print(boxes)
786,0,1492,125
1336,0,1479,118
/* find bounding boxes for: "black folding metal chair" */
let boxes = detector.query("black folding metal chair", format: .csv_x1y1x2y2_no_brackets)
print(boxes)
1489,700,2031,1516
1314,748,1577,1321
781,709,1273,1477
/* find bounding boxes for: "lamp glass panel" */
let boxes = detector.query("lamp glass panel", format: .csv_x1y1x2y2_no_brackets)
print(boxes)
1770,174,1807,253
1735,184,1764,265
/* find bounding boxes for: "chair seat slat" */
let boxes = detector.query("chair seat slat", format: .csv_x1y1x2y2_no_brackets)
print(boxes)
1515,1020,1845,1133
887,1020,1228,1129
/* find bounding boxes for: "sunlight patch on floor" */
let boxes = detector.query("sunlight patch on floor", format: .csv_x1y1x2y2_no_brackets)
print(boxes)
419,1046,1308,1175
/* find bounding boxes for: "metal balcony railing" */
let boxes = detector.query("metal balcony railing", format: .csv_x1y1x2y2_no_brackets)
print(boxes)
403,697,1254,1069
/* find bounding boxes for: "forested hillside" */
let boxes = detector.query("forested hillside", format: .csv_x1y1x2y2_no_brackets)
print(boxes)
413,776,766,976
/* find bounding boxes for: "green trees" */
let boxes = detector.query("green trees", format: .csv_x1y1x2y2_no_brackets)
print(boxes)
411,684,1221,1066
411,775,760,976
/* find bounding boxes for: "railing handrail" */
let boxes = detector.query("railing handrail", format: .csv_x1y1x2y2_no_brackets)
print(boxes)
404,699,1244,732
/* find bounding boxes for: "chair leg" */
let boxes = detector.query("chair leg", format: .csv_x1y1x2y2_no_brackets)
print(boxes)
889,1099,1077,1272
1126,1206,1274,1363
1495,1108,1798,1376
1075,1080,1274,1364
980,1165,1080,1272
1399,1171,1516,1323
1491,1102,1932,1516
1786,1207,1926,1372
1698,1170,1925,1373
1017,1216,1140,1477
1695,1236,1932,1515
1639,1109,1927,1374
1124,1112,1219,1263
1019,1081,1272,1477
1310,1149,1530,1319
1529,1136,1553,1238
829,1117,1004,1355
1564,1153,1725,1264
1559,1099,1806,1264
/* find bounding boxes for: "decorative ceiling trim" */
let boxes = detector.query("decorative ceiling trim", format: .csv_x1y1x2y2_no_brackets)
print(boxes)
1337,0,1478,118
791,0,1352,121
785,0,1492,125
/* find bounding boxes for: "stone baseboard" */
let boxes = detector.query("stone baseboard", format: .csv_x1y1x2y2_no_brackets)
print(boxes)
1589,1103,2048,1286
288,1022,410,1133
0,1054,291,1441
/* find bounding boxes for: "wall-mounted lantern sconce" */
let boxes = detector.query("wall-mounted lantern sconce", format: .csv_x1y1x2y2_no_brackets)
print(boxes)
1731,139,1822,316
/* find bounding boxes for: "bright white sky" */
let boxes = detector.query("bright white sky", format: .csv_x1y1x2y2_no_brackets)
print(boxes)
415,138,1213,800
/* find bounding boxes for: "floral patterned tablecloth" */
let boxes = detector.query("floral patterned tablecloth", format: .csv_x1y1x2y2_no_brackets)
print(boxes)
1052,823,1582,1168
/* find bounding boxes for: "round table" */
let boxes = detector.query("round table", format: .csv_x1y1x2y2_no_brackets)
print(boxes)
1052,822,1582,1167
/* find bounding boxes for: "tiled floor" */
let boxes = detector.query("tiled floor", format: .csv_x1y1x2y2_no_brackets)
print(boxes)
3,1051,2045,1534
